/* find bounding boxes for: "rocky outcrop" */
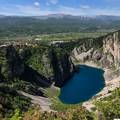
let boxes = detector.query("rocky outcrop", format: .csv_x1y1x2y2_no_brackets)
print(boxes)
50,48,75,87
19,64,50,87
3,45,75,88
5,45,50,87
41,54,53,79
6,46,25,80
71,31,120,69
103,32,120,68
72,48,94,62
92,50,102,60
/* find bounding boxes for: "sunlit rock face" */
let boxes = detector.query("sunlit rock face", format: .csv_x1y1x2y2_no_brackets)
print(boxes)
71,31,120,69
103,32,120,68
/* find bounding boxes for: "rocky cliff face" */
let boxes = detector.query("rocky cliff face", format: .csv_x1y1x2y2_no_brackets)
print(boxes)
2,31,120,87
2,45,75,88
71,31,120,69
103,32,120,68
50,48,75,87
6,46,25,81
5,45,51,87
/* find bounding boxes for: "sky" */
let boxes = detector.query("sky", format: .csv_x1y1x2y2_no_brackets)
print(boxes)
0,0,120,16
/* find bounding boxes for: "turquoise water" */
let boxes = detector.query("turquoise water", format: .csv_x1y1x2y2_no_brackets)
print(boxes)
59,65,105,104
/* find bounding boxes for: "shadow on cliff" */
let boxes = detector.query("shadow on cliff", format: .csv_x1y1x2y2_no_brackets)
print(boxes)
6,45,51,88
19,64,51,88
0,65,5,82
50,48,75,87
59,65,105,104
0,74,4,82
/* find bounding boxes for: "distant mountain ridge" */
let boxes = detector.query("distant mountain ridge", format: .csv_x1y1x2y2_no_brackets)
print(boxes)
31,14,120,20
1,14,120,20
0,14,120,37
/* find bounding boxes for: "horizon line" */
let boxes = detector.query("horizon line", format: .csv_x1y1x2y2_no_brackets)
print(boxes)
1,13,120,17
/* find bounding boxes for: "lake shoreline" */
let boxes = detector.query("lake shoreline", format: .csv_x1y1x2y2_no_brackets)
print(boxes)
59,64,105,104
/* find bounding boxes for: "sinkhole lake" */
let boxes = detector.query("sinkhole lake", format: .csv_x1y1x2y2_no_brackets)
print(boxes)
59,65,105,104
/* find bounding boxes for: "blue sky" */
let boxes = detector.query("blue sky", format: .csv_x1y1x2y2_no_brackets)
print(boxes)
0,0,120,16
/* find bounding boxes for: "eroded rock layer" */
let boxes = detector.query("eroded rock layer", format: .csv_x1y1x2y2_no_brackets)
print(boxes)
71,31,120,69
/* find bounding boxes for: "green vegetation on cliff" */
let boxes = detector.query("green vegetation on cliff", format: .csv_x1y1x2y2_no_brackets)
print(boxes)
0,27,120,120
0,85,30,119
95,88,120,120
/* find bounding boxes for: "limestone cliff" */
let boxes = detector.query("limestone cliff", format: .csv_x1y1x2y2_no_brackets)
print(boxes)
103,32,120,68
71,31,120,69
50,48,75,87
2,45,75,88
5,45,51,87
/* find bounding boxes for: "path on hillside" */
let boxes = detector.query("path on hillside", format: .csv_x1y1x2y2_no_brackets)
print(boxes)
0,44,9,48
18,91,52,112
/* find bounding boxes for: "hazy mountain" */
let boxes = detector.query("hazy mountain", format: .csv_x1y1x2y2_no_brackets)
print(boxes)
0,14,120,37
32,14,120,20
0,15,6,18
1,14,120,21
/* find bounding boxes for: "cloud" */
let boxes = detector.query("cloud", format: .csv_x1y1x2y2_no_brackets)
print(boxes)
57,6,85,15
34,2,40,7
16,5,41,15
48,0,59,5
0,3,120,16
0,5,52,16
80,5,90,9
57,5,120,16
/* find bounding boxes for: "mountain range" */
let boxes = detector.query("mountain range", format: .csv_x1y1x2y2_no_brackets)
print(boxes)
0,14,120,37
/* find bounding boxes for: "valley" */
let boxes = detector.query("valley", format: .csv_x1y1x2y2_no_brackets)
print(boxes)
0,15,120,120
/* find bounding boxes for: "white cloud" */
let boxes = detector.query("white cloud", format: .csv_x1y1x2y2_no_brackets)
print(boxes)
16,5,41,15
80,5,90,9
34,2,40,7
0,4,120,16
57,6,85,15
0,5,52,16
57,5,120,16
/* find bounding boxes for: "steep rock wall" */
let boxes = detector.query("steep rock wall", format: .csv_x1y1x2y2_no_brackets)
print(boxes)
71,31,120,69
5,45,51,87
50,48,75,87
2,45,75,88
